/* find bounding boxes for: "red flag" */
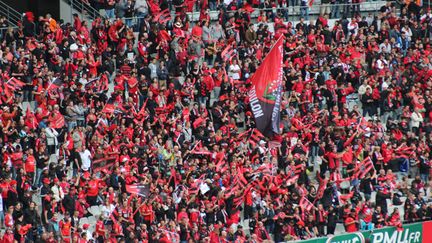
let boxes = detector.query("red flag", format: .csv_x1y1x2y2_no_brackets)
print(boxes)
299,197,314,211
221,44,235,61
354,157,375,179
92,156,117,173
339,191,354,203
236,169,249,187
6,78,25,89
294,164,305,174
102,103,115,113
148,0,161,13
99,73,109,92
315,181,327,201
134,98,149,120
162,230,180,243
3,84,12,97
356,117,369,133
102,99,125,114
49,112,65,129
392,129,403,141
154,9,172,24
248,128,265,147
248,36,284,137
47,78,64,91
193,117,206,129
242,4,254,13
285,175,299,186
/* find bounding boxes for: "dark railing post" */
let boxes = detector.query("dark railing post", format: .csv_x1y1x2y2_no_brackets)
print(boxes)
71,0,74,23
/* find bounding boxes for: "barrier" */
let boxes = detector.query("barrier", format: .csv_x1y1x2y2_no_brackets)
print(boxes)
293,221,432,243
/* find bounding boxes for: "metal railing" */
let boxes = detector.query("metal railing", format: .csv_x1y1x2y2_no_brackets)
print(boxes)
205,1,396,20
0,26,18,31
117,1,393,28
66,0,103,21
0,1,22,27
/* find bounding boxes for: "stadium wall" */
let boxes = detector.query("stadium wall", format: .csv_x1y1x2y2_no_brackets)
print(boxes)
292,221,432,243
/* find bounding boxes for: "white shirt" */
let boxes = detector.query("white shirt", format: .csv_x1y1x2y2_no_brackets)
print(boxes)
229,64,241,80
51,185,64,202
381,81,389,91
46,128,59,146
348,22,358,36
358,84,371,96
410,112,423,128
376,59,388,70
101,204,115,219
79,149,92,171
0,195,3,212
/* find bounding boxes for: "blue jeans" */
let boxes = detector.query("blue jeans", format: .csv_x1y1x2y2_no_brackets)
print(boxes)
34,168,44,187
280,8,289,20
331,3,340,18
308,145,319,166
343,0,350,16
198,97,208,107
421,173,429,183
136,12,148,30
68,121,77,132
360,220,374,231
105,8,115,19
300,3,309,20
209,0,217,10
125,19,132,27
0,211,4,227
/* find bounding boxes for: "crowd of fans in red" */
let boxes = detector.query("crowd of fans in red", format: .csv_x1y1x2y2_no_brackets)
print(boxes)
0,0,432,242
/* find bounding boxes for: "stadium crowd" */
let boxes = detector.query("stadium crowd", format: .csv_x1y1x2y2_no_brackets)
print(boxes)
0,0,432,242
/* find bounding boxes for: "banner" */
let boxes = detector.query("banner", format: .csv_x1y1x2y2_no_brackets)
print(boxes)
294,222,428,243
248,36,284,138
92,156,117,173
126,184,150,197
362,223,422,243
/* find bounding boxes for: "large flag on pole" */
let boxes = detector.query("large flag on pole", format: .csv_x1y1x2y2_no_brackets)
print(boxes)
248,36,284,137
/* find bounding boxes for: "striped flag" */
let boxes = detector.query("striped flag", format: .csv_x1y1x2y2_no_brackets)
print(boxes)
162,230,180,243
354,157,375,179
299,197,314,211
248,128,265,147
221,44,235,61
49,111,65,129
286,175,299,186
47,77,64,91
6,77,25,89
315,179,327,202
102,99,125,114
84,77,100,88
153,9,172,24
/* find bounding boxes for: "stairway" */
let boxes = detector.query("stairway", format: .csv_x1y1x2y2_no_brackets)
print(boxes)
60,0,103,23
0,1,22,27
